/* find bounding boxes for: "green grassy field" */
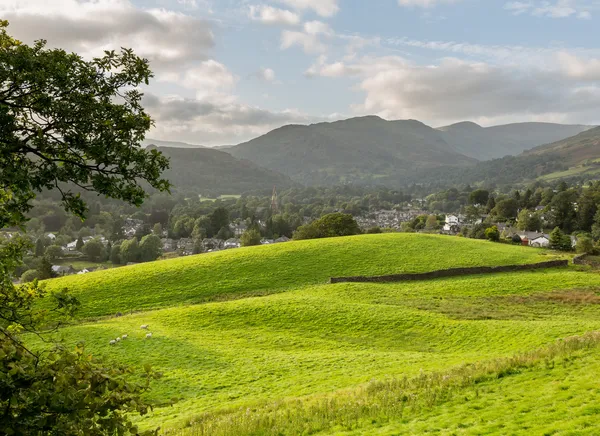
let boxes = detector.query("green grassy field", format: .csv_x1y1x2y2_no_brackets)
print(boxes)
44,234,560,318
34,234,600,434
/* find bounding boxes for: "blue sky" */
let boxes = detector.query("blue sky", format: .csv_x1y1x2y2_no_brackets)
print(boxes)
3,0,600,145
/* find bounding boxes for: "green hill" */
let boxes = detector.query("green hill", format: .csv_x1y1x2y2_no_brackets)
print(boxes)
226,116,476,186
36,234,600,434
438,121,591,161
45,234,557,318
149,146,295,193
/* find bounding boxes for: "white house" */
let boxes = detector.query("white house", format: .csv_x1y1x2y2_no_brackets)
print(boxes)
529,235,550,248
443,215,462,232
46,233,56,241
224,238,241,249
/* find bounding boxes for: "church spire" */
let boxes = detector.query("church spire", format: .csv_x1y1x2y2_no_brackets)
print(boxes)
271,186,278,214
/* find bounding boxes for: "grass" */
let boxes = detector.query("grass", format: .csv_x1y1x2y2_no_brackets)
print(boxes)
31,233,600,434
49,268,600,432
43,233,561,318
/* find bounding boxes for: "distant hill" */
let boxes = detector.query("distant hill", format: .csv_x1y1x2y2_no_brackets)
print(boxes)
437,122,592,160
417,126,600,186
142,138,205,148
226,116,476,186
149,146,296,193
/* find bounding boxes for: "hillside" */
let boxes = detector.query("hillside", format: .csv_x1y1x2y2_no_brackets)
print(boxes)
149,146,296,193
45,233,557,318
36,234,600,435
437,121,591,161
226,116,476,186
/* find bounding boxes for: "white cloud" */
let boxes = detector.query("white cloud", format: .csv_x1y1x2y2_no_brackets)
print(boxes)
248,5,300,26
397,0,460,7
276,0,339,17
1,0,214,68
142,93,328,145
307,53,600,126
258,68,277,82
281,30,327,53
504,0,592,19
181,60,238,98
303,20,333,35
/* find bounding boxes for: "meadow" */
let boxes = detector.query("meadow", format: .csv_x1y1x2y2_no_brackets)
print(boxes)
35,234,600,434
45,233,559,318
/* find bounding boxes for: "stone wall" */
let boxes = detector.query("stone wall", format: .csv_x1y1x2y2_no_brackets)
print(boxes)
330,260,569,284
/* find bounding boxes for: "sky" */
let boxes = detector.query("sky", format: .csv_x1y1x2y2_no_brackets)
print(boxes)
2,0,600,146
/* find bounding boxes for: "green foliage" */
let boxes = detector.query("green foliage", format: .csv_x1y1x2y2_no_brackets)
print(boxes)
44,244,63,262
492,198,519,220
76,236,85,251
485,226,500,242
20,269,39,283
38,256,54,280
366,226,383,234
469,189,489,205
576,236,594,254
110,244,122,265
210,208,230,237
120,238,140,264
240,229,262,247
0,22,170,229
517,209,542,231
549,227,573,251
82,239,105,262
34,238,45,257
293,213,361,240
139,234,162,262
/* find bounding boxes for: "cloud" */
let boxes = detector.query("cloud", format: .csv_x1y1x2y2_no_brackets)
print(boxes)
258,68,277,82
248,5,300,26
142,92,329,145
397,0,460,7
1,0,214,68
281,30,327,53
504,0,592,19
181,60,238,98
307,53,600,126
276,0,339,17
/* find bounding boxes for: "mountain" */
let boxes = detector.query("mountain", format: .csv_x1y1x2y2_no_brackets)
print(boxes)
226,116,476,186
149,146,296,193
416,126,600,187
437,122,592,160
524,126,600,165
142,138,205,148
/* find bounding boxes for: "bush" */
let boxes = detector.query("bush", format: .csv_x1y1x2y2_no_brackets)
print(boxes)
576,236,594,254
366,226,383,234
241,229,262,247
293,213,361,240
485,226,500,242
20,269,40,283
44,245,63,262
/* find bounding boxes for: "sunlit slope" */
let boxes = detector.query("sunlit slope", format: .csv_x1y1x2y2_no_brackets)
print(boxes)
55,269,600,431
45,234,557,318
43,234,552,316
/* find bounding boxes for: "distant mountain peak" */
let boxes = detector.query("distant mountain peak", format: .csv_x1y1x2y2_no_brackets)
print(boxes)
437,121,483,132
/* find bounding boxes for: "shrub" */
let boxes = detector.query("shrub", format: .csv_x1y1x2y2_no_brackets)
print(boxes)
576,236,594,254
20,269,40,283
293,213,361,240
241,229,262,247
485,226,500,242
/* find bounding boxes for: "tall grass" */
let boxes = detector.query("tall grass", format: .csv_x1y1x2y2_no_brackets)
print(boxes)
175,331,600,436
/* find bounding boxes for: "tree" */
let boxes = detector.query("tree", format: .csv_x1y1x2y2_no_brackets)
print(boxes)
425,215,438,231
576,236,594,254
210,207,230,237
109,244,122,265
152,222,163,236
293,213,361,240
0,22,166,434
492,198,519,220
120,238,140,264
76,236,85,251
485,226,500,242
550,191,577,232
82,239,105,262
485,196,496,213
34,238,45,257
511,234,523,244
44,245,64,262
516,209,542,232
38,255,55,280
241,229,262,247
216,226,233,240
20,269,40,283
549,227,572,251
469,189,489,206
139,234,162,262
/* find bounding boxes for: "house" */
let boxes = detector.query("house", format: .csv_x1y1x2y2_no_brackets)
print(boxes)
161,238,177,253
232,222,248,237
529,235,550,248
274,236,290,243
443,214,462,232
77,269,90,275
52,265,75,276
260,238,275,245
177,238,194,256
46,233,57,241
224,238,241,249
64,240,79,252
